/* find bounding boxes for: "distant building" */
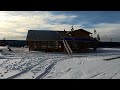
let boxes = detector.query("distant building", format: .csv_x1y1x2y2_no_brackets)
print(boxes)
0,38,6,46
26,28,98,53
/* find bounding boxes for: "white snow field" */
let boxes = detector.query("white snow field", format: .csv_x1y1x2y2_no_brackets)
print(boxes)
0,46,120,79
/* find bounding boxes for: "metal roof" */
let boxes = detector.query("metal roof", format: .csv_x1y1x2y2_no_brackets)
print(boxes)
26,29,93,41
56,31,71,39
26,30,62,41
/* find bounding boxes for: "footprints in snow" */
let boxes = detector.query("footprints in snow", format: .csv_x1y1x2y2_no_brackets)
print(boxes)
65,68,71,73
0,69,9,78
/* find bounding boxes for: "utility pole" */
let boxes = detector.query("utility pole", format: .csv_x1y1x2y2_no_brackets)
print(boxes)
110,38,112,42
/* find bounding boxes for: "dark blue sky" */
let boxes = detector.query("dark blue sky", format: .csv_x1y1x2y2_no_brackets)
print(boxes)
51,11,120,27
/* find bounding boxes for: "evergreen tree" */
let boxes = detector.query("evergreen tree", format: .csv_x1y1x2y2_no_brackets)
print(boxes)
110,38,112,42
2,37,6,46
3,37,5,42
97,34,100,41
94,29,97,34
71,25,74,32
71,26,74,37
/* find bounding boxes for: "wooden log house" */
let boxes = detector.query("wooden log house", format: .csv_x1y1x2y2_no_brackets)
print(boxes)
26,28,98,53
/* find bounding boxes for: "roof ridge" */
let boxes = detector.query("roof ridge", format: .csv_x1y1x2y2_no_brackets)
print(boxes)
28,30,59,32
74,29,92,34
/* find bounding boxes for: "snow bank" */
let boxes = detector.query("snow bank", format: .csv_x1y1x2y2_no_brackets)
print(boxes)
0,46,7,49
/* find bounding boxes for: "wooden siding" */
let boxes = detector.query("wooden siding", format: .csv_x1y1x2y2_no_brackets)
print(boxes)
72,30,91,38
27,41,64,52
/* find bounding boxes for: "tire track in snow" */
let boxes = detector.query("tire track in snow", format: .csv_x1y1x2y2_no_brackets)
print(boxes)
35,57,72,79
35,62,55,79
79,59,88,79
104,56,120,61
6,57,50,79
6,56,69,79
109,68,120,79
89,73,102,79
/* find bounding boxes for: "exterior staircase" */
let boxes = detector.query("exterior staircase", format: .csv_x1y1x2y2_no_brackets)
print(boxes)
62,40,73,55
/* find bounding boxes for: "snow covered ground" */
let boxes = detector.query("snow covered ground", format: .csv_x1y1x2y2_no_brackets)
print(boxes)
0,46,120,79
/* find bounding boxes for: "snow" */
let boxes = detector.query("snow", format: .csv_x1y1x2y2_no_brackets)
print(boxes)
0,46,120,79
44,49,120,79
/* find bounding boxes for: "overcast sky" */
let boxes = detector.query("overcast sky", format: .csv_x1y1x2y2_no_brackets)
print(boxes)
0,11,120,42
